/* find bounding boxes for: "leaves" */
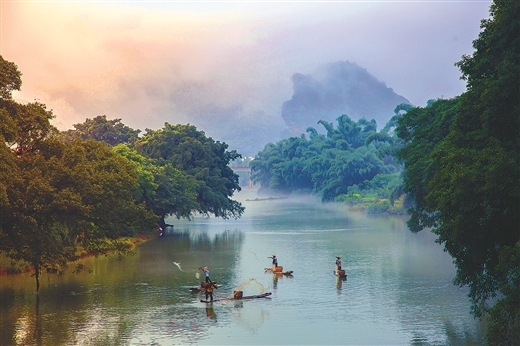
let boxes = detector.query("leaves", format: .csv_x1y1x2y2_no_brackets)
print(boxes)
0,55,22,99
113,144,199,221
252,114,400,201
134,123,244,220
59,115,140,146
0,56,158,290
396,1,520,342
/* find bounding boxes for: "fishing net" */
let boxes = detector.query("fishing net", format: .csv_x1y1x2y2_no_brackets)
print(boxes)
225,278,268,300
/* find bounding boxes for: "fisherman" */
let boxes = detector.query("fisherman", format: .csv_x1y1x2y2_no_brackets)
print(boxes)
268,254,278,271
205,281,217,302
335,256,342,271
200,266,211,283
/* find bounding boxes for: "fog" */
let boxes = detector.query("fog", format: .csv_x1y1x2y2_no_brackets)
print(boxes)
2,1,491,154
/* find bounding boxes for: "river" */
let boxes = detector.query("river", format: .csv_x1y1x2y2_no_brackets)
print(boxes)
0,190,486,345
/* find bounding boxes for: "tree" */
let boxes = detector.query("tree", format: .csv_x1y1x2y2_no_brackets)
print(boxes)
60,115,140,146
134,123,244,220
0,137,157,291
251,114,398,201
0,55,22,99
0,55,21,217
0,56,58,154
0,55,156,291
396,98,459,232
113,144,199,227
397,1,519,343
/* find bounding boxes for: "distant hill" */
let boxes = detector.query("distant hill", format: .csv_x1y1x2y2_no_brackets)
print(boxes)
281,61,410,134
199,60,410,157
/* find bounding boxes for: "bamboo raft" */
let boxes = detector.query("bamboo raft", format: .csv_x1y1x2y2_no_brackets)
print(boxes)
200,292,272,303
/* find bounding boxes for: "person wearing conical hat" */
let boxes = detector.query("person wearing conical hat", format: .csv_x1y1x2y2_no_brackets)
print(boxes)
335,256,342,271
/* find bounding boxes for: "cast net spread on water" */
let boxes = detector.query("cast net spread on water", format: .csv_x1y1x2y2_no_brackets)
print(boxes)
223,278,268,301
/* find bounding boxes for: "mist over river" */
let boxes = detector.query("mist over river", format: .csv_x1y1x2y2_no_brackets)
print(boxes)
0,189,486,345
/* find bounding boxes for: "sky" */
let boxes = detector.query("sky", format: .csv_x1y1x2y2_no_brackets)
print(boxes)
1,0,492,138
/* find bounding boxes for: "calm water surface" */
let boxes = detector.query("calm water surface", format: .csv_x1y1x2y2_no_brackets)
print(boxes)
0,190,486,345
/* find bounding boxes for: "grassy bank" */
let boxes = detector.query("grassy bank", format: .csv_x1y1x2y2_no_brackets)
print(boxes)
0,233,156,276
339,195,409,216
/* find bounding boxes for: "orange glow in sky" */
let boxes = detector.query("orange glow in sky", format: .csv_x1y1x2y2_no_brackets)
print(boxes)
1,1,491,134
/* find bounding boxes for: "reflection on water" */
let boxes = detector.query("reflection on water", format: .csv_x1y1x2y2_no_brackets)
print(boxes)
336,276,347,292
0,190,486,345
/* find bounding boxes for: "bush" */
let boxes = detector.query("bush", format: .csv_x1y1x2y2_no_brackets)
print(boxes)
367,200,391,215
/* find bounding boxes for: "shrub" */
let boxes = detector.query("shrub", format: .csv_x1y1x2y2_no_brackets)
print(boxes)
367,200,391,215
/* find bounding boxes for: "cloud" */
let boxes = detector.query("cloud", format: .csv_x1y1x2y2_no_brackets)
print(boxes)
1,1,491,141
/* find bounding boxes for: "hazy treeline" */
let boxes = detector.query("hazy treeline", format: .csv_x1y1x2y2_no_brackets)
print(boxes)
0,56,243,290
251,105,410,214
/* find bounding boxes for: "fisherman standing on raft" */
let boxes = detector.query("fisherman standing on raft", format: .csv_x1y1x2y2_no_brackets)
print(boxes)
200,266,211,283
335,256,346,279
268,254,278,271
205,281,217,302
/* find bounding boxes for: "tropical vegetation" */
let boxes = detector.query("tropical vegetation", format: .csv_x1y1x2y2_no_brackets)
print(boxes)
250,1,519,343
0,55,244,290
250,107,410,214
396,1,519,343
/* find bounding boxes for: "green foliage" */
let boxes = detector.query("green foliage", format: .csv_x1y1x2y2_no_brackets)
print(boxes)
251,114,405,202
335,192,362,204
61,119,245,225
134,123,244,220
366,200,391,215
59,115,140,146
485,244,520,344
335,173,407,215
0,55,22,99
396,1,520,343
0,55,157,291
0,97,58,154
0,136,157,290
395,97,459,232
113,144,199,223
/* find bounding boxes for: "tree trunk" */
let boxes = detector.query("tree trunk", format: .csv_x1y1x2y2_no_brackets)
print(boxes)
34,262,40,292
158,216,166,230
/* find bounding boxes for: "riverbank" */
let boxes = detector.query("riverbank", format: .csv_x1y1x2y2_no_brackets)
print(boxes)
0,233,156,276
345,198,409,216
248,190,409,216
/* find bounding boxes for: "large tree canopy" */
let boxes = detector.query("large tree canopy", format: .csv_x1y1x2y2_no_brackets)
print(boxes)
60,115,140,146
134,123,244,220
0,138,156,290
397,1,519,343
57,117,245,225
113,144,199,226
396,97,459,232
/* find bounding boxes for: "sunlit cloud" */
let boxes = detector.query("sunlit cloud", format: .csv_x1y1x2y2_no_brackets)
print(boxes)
1,1,491,140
